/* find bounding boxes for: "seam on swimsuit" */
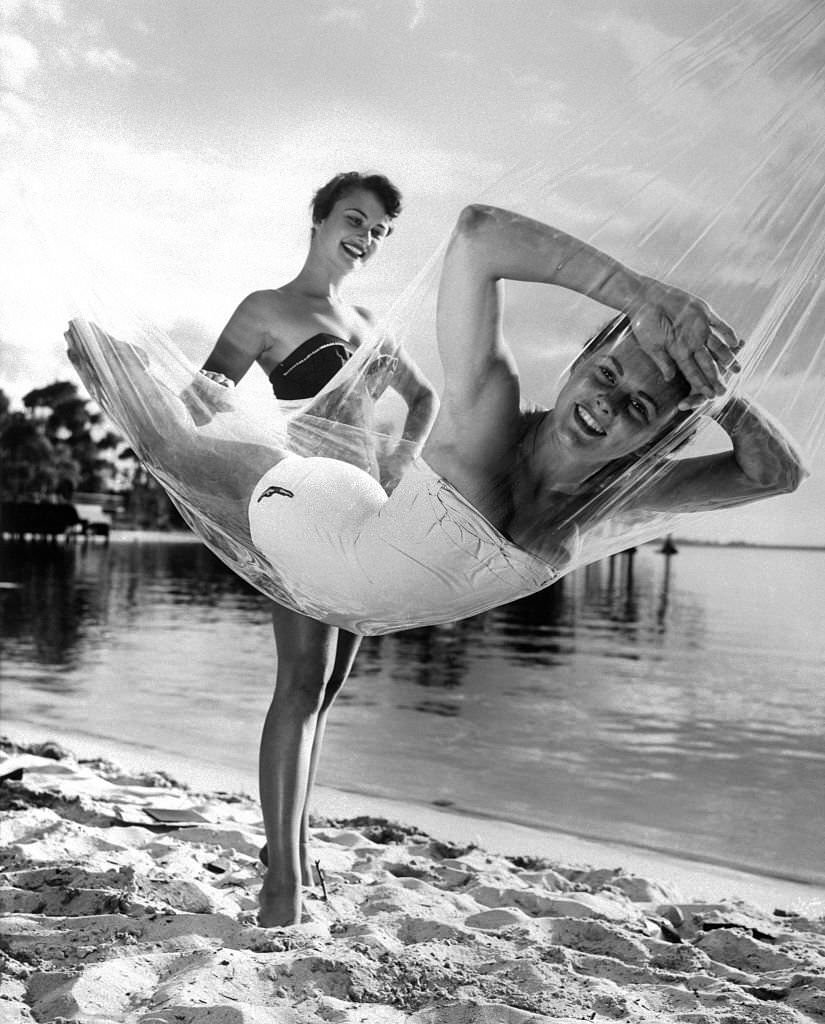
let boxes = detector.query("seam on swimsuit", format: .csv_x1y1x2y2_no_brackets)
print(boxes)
279,341,355,377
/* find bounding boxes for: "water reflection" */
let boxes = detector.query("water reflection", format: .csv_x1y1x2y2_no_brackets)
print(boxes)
0,539,680,682
360,617,480,690
2,542,93,679
2,538,255,645
1,536,823,883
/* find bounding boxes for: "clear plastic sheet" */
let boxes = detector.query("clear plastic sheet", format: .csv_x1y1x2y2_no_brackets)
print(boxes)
56,1,825,633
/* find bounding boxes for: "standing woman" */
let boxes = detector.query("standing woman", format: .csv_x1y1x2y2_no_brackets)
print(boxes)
196,172,437,927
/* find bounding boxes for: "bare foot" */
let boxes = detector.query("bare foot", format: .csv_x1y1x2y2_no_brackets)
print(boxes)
257,873,302,928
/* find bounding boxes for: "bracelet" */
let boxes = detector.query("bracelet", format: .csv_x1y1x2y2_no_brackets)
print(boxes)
200,369,234,389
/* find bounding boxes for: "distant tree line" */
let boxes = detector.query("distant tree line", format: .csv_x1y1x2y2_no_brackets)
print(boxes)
0,380,182,528
0,380,120,499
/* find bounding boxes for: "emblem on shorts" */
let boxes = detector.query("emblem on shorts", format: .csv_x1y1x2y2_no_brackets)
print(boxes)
258,485,294,502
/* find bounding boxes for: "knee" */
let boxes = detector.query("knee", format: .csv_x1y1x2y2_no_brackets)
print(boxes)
273,662,329,716
319,672,347,712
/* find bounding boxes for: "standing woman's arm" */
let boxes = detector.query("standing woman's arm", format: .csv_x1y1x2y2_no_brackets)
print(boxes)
182,292,271,424
202,291,272,382
388,347,438,451
378,345,438,490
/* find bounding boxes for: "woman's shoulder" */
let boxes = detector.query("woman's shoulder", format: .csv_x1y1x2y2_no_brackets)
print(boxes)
231,288,316,338
220,289,286,329
237,288,291,313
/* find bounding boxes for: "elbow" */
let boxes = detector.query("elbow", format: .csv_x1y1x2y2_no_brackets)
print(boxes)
451,204,501,246
446,204,507,279
455,203,495,231
414,386,439,422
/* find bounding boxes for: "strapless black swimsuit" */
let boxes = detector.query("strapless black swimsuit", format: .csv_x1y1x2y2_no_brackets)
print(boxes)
269,333,355,400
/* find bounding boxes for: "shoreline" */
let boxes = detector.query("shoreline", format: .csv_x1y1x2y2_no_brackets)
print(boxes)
106,528,202,544
4,718,823,918
5,530,824,551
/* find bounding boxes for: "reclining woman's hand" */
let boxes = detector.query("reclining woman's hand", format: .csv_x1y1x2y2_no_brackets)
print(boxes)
626,276,742,404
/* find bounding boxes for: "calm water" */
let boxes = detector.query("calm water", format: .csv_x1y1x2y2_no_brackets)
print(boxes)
1,536,823,883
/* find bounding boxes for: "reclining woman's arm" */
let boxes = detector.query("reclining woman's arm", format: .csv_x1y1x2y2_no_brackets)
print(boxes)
436,204,742,407
630,394,809,513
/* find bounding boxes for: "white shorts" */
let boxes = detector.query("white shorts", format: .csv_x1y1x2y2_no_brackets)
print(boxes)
248,455,559,634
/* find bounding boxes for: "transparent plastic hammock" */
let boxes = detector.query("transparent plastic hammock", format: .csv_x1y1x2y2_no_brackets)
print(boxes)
24,1,825,632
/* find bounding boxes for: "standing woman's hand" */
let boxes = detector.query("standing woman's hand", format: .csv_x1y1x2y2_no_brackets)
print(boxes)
181,370,236,426
626,277,743,405
379,445,416,493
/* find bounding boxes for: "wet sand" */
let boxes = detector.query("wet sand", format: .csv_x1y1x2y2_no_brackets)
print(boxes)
2,736,824,1023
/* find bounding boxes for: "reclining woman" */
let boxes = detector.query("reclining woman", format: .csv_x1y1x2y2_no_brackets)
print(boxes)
68,203,808,924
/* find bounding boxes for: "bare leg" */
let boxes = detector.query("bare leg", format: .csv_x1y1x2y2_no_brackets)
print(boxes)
258,622,362,882
298,627,362,878
258,607,343,926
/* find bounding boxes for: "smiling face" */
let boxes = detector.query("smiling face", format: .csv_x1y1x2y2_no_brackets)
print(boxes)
553,325,691,466
312,187,393,272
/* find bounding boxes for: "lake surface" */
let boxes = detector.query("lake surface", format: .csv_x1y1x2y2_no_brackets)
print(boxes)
1,535,823,884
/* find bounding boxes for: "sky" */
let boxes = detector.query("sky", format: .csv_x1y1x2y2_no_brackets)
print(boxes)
1,0,824,545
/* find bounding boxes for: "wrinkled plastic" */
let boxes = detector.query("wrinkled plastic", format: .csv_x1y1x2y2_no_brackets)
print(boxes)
61,0,825,633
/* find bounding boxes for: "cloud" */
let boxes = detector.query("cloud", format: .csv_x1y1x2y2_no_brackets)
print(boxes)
0,31,38,90
529,98,570,128
79,136,268,202
437,48,476,66
593,8,682,75
4,3,139,83
408,0,427,31
598,3,825,153
0,87,34,133
316,3,364,25
0,134,308,384
83,46,136,76
0,335,69,401
313,0,425,32
0,0,64,24
31,0,63,23
0,0,25,18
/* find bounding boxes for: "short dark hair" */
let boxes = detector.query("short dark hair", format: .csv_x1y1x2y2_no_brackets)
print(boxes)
310,172,403,225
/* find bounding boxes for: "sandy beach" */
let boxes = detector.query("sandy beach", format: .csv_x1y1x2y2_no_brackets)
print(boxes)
2,736,824,1023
